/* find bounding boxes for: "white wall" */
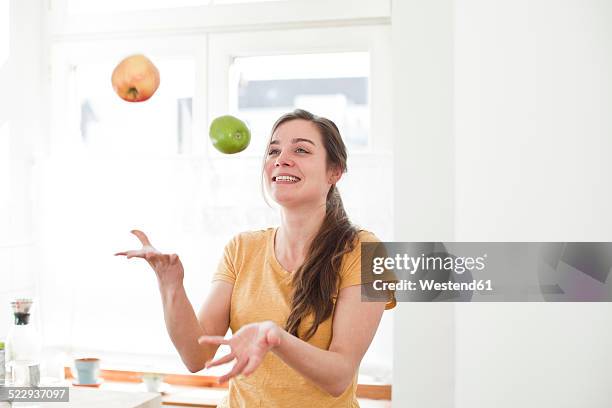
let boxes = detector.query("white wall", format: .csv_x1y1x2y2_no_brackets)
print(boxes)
392,0,455,407
455,0,612,241
393,0,612,407
0,0,44,339
454,1,612,407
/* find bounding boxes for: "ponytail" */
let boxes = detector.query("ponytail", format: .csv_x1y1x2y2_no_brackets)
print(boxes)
265,109,359,341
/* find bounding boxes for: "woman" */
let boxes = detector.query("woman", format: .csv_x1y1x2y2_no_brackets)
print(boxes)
116,109,394,407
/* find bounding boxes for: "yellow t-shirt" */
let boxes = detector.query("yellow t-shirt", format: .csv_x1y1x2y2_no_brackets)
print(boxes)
211,227,393,408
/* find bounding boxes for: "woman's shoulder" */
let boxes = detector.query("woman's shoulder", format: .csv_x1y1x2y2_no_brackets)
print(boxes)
228,227,275,247
336,229,382,289
341,229,381,262
355,229,380,244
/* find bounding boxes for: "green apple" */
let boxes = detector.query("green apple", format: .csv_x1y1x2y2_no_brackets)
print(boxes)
209,115,251,154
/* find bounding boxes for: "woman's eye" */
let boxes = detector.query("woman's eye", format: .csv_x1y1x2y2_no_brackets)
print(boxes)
268,147,308,155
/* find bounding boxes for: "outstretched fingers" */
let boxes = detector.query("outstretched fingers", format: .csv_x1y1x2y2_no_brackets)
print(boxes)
114,249,147,259
204,353,235,369
115,230,162,259
241,355,262,377
218,357,249,384
131,229,154,248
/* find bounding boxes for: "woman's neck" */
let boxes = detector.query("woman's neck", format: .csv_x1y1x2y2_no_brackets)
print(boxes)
276,203,326,268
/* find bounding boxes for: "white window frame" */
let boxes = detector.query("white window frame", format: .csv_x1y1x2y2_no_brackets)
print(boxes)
47,0,390,38
207,25,393,157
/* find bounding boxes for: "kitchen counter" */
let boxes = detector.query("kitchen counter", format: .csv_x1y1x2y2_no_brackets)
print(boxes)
104,381,390,408
9,378,389,408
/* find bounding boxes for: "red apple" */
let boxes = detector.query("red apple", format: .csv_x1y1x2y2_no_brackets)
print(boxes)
111,54,160,102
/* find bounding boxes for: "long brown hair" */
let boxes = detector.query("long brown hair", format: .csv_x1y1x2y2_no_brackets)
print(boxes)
263,109,360,341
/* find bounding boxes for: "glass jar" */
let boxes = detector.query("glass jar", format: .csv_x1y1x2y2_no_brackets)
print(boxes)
5,298,42,387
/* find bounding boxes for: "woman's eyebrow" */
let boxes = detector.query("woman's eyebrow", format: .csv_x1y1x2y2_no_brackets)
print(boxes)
292,138,315,146
269,138,316,146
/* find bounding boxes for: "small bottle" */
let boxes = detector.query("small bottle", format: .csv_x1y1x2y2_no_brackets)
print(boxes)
6,298,42,387
0,341,5,386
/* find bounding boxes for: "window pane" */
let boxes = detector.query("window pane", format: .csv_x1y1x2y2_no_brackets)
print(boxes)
228,52,370,156
74,58,194,155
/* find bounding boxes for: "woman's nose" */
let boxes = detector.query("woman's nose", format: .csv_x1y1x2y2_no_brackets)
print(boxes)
274,152,294,167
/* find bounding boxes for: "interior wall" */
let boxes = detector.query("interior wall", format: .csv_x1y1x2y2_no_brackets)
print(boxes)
392,1,612,407
392,0,455,406
454,1,612,407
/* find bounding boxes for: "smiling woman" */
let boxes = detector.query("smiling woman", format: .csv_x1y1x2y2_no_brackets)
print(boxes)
201,110,395,406
40,2,394,396
116,109,394,407
264,116,337,212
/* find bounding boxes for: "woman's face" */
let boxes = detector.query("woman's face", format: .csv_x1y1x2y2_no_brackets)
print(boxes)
264,119,339,209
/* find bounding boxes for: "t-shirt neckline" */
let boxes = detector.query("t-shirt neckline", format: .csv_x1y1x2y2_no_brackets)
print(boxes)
269,227,292,274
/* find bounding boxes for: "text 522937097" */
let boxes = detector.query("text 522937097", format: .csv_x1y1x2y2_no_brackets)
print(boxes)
0,387,70,402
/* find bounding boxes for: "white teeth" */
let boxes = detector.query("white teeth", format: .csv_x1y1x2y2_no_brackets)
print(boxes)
275,175,300,182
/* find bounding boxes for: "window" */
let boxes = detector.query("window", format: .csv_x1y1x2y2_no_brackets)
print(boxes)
74,58,194,155
227,52,370,158
42,13,393,383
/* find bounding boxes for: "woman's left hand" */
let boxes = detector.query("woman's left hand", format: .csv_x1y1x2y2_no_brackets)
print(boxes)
198,320,283,383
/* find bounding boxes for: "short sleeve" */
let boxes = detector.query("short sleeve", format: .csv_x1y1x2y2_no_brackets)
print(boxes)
339,231,397,310
338,234,371,290
211,236,238,285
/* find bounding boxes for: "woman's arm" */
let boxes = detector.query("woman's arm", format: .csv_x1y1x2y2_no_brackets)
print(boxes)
161,281,232,373
116,230,232,373
272,285,386,397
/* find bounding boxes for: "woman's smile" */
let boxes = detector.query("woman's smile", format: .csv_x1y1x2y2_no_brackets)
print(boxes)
272,174,302,184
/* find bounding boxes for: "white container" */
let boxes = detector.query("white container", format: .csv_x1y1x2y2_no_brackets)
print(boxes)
142,372,164,392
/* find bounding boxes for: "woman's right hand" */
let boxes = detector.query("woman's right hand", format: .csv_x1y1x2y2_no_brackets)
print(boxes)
114,230,184,289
